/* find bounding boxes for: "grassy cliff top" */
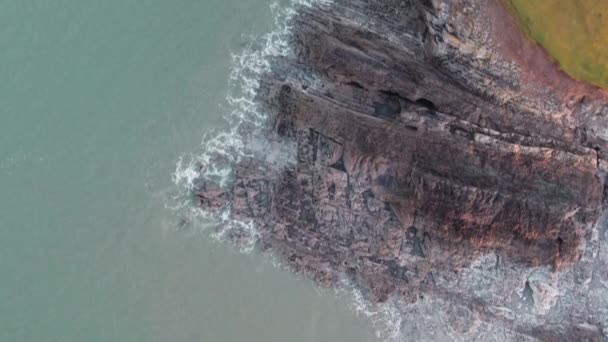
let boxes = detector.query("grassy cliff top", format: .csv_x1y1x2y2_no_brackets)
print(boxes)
506,0,608,88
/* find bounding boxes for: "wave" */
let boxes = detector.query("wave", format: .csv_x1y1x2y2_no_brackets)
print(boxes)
338,279,404,341
172,0,317,251
171,0,404,341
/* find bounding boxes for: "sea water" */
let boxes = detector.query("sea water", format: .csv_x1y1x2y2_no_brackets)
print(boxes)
0,0,389,341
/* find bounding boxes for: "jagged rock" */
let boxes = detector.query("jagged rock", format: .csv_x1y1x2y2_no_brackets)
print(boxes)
194,0,608,340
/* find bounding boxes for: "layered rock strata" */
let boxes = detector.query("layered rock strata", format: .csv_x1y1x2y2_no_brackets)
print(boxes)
194,0,608,340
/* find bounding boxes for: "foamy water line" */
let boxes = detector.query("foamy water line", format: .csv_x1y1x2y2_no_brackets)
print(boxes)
172,0,403,340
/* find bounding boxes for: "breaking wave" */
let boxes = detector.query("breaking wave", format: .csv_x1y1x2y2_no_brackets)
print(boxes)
338,279,404,341
172,0,314,251
171,0,404,340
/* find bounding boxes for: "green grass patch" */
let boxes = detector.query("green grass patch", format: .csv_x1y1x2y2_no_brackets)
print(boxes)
504,0,608,88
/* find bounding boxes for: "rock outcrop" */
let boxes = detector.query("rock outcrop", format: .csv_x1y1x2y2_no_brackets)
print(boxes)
194,0,608,340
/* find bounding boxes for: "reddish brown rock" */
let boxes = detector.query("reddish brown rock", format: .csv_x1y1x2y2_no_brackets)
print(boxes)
193,0,608,340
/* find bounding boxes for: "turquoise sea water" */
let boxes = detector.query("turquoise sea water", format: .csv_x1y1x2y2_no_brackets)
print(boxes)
0,1,383,341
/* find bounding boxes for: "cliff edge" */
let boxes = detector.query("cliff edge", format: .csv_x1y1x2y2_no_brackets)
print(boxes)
194,1,608,340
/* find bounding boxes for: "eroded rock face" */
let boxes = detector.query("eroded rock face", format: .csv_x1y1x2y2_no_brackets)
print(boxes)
194,0,608,340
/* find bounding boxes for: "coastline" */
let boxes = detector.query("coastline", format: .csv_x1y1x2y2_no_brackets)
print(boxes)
186,0,608,340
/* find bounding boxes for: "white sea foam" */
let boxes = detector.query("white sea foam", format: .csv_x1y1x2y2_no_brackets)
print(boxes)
171,0,409,340
336,279,404,341
171,0,329,251
173,0,320,191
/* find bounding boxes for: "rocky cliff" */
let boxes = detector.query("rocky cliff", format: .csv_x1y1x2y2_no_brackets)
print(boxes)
194,0,608,340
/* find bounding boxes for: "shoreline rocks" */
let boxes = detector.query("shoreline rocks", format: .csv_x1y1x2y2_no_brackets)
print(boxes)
195,0,608,340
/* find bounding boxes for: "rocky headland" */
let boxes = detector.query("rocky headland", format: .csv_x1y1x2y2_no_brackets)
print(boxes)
194,0,608,340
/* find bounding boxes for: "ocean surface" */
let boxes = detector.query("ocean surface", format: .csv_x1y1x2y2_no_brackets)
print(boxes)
0,1,385,341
